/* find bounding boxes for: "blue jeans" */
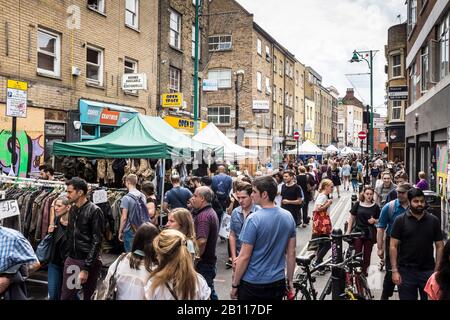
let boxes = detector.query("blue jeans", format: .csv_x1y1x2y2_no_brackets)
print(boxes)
47,263,63,300
398,267,434,300
124,229,135,253
351,179,358,192
196,262,218,300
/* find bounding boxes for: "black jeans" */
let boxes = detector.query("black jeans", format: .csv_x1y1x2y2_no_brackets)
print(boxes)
301,199,310,224
238,279,286,300
311,234,331,266
398,267,433,300
381,236,395,299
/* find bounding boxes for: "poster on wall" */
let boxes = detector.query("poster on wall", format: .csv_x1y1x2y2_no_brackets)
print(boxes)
436,143,448,197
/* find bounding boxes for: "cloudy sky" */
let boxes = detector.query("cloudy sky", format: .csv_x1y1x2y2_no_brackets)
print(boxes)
237,0,407,116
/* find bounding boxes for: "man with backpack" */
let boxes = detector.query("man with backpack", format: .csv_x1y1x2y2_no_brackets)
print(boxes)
376,182,412,300
118,174,150,252
212,165,233,224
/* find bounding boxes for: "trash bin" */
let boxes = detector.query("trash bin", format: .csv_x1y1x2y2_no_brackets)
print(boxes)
423,190,442,230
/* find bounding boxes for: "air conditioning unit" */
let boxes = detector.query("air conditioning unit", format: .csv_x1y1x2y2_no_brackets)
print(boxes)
72,66,81,76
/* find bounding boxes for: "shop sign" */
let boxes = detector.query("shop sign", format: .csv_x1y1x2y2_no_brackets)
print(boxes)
388,86,408,100
6,80,28,118
161,93,183,108
164,115,207,134
79,100,137,127
202,79,218,92
252,100,270,113
0,199,20,220
122,73,147,91
99,109,121,125
45,123,66,136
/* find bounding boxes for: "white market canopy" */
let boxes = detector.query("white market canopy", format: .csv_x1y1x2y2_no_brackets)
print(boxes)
340,146,356,156
325,145,339,153
193,123,258,161
287,140,324,155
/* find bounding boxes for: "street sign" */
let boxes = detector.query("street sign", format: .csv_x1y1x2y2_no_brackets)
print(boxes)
161,93,183,108
6,80,28,118
388,86,408,100
122,73,147,91
202,79,218,92
293,131,300,140
358,131,367,140
252,100,270,113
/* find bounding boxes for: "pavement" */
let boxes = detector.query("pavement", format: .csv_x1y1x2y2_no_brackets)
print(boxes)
25,186,398,300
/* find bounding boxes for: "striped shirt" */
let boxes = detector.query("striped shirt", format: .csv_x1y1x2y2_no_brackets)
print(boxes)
0,226,38,273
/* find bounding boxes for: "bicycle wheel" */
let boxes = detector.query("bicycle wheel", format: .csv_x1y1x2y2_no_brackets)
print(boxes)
355,274,373,300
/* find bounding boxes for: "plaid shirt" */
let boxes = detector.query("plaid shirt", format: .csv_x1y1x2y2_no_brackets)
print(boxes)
0,226,38,273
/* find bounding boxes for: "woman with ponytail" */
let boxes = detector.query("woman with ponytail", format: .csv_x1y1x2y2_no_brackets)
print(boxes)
145,229,211,300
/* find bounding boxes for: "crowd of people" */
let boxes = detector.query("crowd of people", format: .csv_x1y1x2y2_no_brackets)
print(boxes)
1,154,449,301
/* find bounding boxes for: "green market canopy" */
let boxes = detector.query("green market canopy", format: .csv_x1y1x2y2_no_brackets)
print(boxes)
53,114,222,159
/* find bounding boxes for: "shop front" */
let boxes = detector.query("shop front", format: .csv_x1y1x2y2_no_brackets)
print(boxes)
386,123,405,162
78,99,139,141
163,115,207,136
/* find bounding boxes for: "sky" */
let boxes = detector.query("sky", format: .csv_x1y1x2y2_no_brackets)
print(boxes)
236,0,407,116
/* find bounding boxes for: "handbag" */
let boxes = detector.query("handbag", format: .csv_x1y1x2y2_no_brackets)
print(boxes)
312,210,332,236
35,233,54,264
92,253,127,300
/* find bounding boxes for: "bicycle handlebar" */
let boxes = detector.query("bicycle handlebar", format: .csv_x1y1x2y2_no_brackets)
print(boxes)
326,251,363,269
308,232,364,244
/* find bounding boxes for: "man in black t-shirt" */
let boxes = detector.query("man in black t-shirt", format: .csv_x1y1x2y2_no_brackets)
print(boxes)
390,188,444,300
281,170,303,226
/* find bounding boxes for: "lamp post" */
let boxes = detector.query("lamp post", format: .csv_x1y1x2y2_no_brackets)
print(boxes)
235,69,245,145
193,0,200,135
349,49,378,159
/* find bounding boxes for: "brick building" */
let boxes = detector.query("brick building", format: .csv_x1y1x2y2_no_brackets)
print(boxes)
340,88,364,147
385,22,407,162
327,86,340,146
0,0,158,176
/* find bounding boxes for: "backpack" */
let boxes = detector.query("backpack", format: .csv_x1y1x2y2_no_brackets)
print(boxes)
126,193,151,232
387,200,397,223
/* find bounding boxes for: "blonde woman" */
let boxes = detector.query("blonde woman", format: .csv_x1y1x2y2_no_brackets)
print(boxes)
144,229,211,300
166,208,198,261
311,179,334,273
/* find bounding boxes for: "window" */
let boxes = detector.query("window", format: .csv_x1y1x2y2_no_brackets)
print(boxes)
37,29,60,77
439,14,449,80
257,39,262,56
265,45,271,62
272,114,276,129
408,0,417,34
392,54,401,77
86,46,103,85
257,72,262,92
207,69,231,89
125,0,139,29
285,92,289,107
279,60,283,76
265,77,271,95
169,66,181,92
208,35,232,51
421,46,429,91
410,63,417,103
295,70,299,86
87,0,104,13
192,26,201,59
273,55,277,72
169,9,181,49
296,97,299,109
124,58,137,74
208,106,231,125
273,85,277,102
392,100,402,120
279,88,283,104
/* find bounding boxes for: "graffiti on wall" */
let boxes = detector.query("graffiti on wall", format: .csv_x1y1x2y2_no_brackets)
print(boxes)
0,130,44,177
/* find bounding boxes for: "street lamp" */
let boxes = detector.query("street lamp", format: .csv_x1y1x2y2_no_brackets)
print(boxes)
235,69,245,145
349,49,378,159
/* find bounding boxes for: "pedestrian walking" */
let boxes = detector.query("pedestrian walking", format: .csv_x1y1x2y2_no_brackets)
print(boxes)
144,229,211,300
281,170,304,227
61,177,104,300
390,188,445,300
103,223,158,300
119,174,149,252
190,186,219,300
330,161,341,198
310,179,333,273
374,171,396,207
166,208,198,262
163,173,193,213
141,181,158,226
47,196,70,300
296,166,314,227
376,183,413,300
385,171,408,203
230,176,296,300
425,241,450,300
346,186,380,275
211,165,233,224
273,172,284,207
370,163,381,189
350,161,359,193
416,171,429,191
229,182,261,271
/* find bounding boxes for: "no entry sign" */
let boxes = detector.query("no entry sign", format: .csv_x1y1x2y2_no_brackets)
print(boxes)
358,131,367,140
293,131,300,140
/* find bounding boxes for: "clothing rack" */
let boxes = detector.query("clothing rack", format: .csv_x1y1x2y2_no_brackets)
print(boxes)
0,175,99,188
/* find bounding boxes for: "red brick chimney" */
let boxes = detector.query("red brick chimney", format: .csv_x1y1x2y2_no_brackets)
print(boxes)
345,88,355,99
